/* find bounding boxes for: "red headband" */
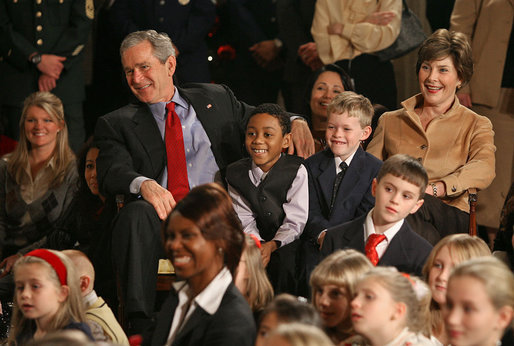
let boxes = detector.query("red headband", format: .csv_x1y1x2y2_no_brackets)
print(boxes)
249,234,261,249
25,249,67,286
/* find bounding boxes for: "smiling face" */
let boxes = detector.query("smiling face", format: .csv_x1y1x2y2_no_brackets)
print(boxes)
163,212,223,295
418,56,461,112
314,284,350,329
371,174,424,234
310,71,345,124
84,147,101,197
326,112,371,162
444,276,509,346
245,113,291,172
15,262,67,328
351,278,401,343
428,245,456,305
122,40,176,104
24,106,63,151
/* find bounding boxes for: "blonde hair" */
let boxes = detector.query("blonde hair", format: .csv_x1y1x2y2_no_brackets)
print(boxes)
327,91,373,128
358,267,426,334
4,92,75,187
9,250,87,344
449,257,514,327
270,323,335,346
422,234,491,335
240,235,273,312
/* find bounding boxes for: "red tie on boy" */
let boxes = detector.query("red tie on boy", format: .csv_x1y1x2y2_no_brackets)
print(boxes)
165,102,189,202
365,234,386,266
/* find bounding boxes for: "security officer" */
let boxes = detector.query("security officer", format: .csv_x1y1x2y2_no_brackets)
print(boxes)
0,0,94,151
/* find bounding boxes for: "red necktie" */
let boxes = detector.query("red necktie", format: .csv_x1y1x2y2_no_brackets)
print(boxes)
165,102,189,202
365,234,386,266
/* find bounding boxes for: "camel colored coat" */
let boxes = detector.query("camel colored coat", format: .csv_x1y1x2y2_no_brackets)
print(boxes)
367,94,496,213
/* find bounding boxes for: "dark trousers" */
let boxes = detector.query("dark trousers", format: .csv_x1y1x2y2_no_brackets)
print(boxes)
112,200,165,332
267,239,299,295
336,54,397,111
407,194,470,246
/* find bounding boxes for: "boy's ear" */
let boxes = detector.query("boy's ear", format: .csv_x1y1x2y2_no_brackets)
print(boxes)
281,133,292,149
360,125,372,141
58,285,70,303
409,198,424,215
371,178,378,197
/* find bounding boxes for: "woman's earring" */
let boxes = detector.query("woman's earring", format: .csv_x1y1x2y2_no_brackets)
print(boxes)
218,248,223,255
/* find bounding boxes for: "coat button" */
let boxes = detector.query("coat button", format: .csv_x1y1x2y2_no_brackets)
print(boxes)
452,186,456,192
266,212,272,217
159,17,164,23
37,39,43,46
420,144,427,150
417,157,422,162
36,25,43,32
159,0,165,4
36,0,41,3
36,11,42,17
260,196,267,201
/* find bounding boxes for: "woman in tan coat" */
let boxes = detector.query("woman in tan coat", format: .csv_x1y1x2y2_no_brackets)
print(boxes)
367,29,495,243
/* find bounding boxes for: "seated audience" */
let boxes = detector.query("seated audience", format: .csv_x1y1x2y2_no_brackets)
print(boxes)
321,154,433,276
9,249,93,344
148,183,255,345
62,249,128,344
348,267,433,346
265,322,334,346
235,235,274,321
300,91,381,293
0,92,78,298
310,249,372,344
422,234,491,345
256,294,323,346
367,29,496,244
226,103,308,293
444,257,514,346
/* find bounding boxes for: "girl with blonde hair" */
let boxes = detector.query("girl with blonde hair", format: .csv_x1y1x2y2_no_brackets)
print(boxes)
0,92,77,291
235,235,274,318
310,249,372,344
349,267,433,345
444,257,514,346
422,234,491,345
9,249,93,344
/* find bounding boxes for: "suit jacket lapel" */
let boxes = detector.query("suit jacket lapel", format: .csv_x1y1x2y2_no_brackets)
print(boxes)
346,218,366,253
132,105,166,177
335,146,365,207
173,306,211,346
379,222,409,265
317,149,336,208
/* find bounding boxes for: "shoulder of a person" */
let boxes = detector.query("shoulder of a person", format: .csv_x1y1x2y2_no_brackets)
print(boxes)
455,104,493,127
305,148,332,165
401,221,433,250
100,102,147,122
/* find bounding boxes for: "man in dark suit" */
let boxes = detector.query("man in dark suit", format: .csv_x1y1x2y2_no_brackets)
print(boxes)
94,30,313,334
0,0,93,150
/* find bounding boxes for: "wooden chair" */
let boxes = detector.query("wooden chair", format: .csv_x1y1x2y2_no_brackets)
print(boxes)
468,188,478,236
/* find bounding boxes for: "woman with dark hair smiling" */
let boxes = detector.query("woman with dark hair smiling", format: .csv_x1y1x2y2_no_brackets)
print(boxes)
149,183,255,346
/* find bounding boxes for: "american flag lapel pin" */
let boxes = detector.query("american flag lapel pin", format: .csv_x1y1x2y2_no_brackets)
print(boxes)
206,104,212,109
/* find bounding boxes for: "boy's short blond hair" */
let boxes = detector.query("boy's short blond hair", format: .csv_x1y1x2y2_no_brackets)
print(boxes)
377,154,428,199
327,91,374,128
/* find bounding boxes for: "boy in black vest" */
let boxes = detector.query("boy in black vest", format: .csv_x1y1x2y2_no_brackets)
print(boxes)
225,103,308,294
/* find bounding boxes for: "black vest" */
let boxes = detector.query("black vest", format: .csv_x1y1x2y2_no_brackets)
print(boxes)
226,155,303,241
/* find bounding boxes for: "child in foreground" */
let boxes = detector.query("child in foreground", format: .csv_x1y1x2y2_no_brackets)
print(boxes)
349,267,433,346
444,257,513,346
321,154,433,276
226,103,308,293
9,249,93,344
310,249,372,344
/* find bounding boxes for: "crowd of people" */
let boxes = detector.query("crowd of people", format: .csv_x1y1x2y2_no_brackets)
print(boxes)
0,0,513,345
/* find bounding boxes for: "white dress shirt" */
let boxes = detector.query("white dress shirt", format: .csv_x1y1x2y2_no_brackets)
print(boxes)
363,208,404,260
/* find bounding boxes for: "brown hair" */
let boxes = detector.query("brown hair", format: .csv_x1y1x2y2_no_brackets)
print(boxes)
376,154,428,198
162,183,244,275
416,29,473,88
327,91,374,128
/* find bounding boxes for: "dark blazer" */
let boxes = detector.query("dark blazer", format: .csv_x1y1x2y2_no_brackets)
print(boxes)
304,146,382,242
148,282,256,346
321,214,433,276
94,83,251,198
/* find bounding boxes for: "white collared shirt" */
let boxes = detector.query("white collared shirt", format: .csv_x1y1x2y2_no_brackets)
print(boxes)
165,267,232,346
333,149,357,174
363,208,404,260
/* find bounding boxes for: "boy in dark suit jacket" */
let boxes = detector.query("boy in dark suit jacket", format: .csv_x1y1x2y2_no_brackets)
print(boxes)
299,92,382,294
226,103,308,294
321,154,433,276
